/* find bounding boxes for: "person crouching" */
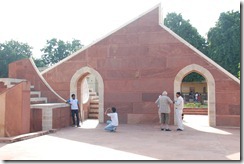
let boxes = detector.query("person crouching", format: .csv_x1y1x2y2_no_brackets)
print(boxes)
104,107,119,132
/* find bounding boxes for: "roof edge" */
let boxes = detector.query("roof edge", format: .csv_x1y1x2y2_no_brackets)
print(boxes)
159,24,240,85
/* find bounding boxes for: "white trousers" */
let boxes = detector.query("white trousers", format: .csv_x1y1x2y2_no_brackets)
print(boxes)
175,109,184,130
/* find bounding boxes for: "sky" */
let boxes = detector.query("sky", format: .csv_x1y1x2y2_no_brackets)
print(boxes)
0,0,241,58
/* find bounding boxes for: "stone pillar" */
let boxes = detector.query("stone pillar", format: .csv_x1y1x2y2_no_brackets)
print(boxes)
42,107,53,131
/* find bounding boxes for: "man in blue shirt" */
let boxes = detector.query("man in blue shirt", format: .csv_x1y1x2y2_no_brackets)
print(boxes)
66,94,81,127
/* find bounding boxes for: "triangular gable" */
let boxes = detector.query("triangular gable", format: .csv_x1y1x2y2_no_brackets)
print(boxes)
41,3,161,75
41,3,240,85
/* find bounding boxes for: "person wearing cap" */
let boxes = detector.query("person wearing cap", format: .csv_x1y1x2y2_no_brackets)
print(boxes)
155,91,173,131
174,92,184,131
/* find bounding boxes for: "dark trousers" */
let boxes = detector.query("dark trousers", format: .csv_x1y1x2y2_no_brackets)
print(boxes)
71,110,80,126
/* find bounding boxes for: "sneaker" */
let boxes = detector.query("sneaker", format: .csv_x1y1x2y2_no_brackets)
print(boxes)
177,128,183,131
110,127,117,132
165,129,171,131
161,128,165,131
77,125,81,127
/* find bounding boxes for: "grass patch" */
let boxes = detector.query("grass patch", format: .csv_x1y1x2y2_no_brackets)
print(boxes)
184,103,207,108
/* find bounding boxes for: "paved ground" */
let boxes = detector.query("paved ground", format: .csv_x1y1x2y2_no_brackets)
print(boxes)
0,115,241,161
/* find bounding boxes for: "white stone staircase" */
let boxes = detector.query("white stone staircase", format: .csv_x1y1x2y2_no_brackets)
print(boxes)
0,78,48,104
30,86,47,104
88,90,99,119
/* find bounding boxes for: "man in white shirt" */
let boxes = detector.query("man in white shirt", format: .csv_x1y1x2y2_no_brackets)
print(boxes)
104,107,119,132
66,94,81,127
174,92,184,131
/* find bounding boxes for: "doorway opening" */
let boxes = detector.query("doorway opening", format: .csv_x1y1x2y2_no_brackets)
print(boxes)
181,72,208,126
181,72,208,108
70,66,104,123
174,64,216,127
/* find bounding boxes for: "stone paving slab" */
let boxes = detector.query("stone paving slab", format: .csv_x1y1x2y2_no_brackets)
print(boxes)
0,115,241,161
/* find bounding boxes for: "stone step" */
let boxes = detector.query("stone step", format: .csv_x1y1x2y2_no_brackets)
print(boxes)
30,85,35,91
30,91,41,98
184,109,207,112
90,99,99,104
90,95,99,100
88,88,99,119
90,104,99,108
183,108,208,115
184,109,207,111
88,113,98,119
89,92,97,96
89,109,99,113
183,112,208,115
88,113,99,116
88,116,98,119
30,97,47,104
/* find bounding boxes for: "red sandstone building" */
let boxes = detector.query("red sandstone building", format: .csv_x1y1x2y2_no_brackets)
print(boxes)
0,4,240,137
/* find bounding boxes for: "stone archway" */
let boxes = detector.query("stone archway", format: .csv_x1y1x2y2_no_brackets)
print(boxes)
70,66,104,123
174,64,216,126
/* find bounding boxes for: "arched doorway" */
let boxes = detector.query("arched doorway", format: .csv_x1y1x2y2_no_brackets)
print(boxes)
70,66,104,123
174,64,216,126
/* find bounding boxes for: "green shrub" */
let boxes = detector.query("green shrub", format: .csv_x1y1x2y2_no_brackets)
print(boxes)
184,103,207,108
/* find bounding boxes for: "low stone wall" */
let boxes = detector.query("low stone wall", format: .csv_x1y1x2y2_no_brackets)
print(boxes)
52,106,72,129
216,115,240,127
31,103,71,132
183,108,208,115
0,81,30,137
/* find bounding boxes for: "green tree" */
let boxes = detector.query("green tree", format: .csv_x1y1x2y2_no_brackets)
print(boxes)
164,13,208,82
39,38,83,66
182,72,205,82
0,40,32,78
164,13,208,54
207,11,240,77
33,57,46,68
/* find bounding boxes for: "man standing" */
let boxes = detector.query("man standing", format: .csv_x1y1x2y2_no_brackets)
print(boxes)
195,92,199,102
104,107,119,132
155,91,173,131
66,94,81,127
174,92,184,131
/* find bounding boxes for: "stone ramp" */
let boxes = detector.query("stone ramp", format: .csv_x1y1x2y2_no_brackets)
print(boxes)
0,116,240,160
